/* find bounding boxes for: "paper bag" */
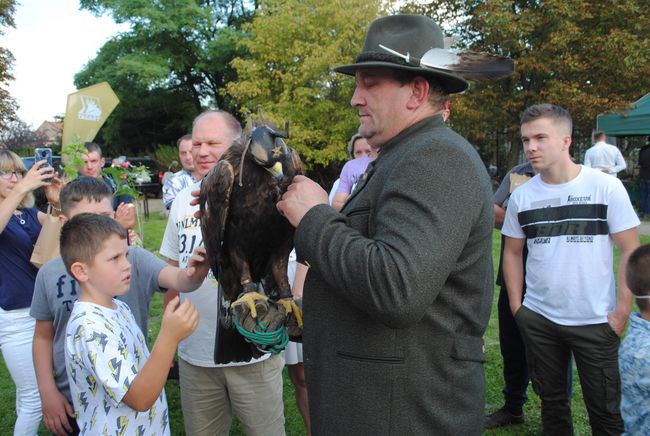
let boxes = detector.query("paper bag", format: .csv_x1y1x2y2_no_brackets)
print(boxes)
509,173,532,193
30,213,63,268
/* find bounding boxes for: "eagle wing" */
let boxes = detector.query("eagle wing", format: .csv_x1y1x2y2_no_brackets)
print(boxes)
199,160,235,276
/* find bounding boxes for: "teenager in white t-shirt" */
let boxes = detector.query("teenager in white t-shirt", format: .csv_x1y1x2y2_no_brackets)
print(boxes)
502,104,639,435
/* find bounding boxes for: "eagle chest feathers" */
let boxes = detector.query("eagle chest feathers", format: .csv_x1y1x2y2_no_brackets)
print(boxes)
225,161,294,262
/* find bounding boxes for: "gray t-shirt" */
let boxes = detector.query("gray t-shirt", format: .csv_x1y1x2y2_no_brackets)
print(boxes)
30,246,167,401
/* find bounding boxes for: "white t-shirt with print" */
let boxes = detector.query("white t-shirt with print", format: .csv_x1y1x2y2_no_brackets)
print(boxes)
159,183,269,367
502,166,639,326
65,299,169,435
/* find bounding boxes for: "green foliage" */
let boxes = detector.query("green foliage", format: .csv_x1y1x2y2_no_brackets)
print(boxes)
102,160,150,199
75,0,256,155
403,0,650,176
0,0,17,128
226,0,385,170
74,41,198,155
60,142,88,181
153,144,180,171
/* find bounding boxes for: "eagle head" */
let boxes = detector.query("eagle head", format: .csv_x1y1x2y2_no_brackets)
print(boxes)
247,124,290,181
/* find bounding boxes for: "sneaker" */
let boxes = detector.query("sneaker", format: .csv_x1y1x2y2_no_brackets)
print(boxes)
484,406,525,429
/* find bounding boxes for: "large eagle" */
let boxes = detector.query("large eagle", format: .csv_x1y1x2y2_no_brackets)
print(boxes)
199,111,303,364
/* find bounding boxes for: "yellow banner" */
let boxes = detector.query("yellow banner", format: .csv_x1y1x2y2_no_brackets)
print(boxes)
61,82,119,146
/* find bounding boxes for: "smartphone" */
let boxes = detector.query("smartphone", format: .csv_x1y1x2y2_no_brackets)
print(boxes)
34,147,53,183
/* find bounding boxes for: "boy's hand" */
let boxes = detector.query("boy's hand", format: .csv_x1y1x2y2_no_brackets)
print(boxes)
41,387,75,435
115,202,136,230
186,247,209,283
160,296,199,343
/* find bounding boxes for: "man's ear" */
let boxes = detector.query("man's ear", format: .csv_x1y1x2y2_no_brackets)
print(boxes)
406,76,430,110
70,262,89,283
58,214,68,225
562,135,573,151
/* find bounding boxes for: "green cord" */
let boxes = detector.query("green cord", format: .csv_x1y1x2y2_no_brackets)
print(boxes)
232,311,289,355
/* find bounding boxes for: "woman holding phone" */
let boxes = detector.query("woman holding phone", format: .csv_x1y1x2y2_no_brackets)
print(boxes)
0,150,62,434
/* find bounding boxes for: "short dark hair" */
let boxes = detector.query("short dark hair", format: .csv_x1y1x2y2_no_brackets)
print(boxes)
593,131,606,142
391,70,448,110
626,244,650,312
520,104,573,135
60,213,127,277
84,142,103,157
60,176,112,217
177,134,192,148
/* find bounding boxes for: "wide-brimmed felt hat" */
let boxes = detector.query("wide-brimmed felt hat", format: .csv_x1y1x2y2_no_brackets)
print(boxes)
334,15,470,94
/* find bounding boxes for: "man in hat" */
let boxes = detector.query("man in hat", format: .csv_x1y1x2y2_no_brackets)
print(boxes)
277,14,494,435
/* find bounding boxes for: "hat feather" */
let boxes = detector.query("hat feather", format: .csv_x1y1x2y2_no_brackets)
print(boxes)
420,48,515,81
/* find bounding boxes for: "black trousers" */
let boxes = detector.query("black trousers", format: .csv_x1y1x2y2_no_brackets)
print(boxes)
497,285,529,411
515,306,624,436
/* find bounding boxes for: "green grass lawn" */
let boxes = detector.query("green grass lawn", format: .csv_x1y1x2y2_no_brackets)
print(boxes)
1,214,646,434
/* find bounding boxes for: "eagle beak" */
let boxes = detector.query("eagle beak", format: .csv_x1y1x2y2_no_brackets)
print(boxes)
266,162,284,180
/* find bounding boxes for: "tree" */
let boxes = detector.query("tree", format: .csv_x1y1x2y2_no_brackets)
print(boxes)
75,40,198,155
0,0,17,128
404,0,650,176
226,0,385,177
76,0,255,154
0,118,47,150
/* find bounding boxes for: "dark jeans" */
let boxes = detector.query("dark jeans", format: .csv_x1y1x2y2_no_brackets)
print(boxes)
497,286,529,411
640,178,650,215
515,306,624,436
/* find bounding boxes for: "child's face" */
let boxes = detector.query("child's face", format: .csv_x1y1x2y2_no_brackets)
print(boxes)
84,234,131,298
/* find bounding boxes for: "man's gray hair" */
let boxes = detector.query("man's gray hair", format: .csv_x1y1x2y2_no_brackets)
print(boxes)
192,110,242,141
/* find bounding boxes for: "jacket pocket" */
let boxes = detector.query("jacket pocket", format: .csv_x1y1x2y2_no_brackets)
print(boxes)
336,350,405,364
345,206,370,236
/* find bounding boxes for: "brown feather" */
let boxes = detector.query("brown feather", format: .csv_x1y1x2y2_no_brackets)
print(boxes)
420,48,515,80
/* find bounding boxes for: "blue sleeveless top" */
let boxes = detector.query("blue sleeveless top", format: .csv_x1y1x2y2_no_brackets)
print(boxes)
0,208,41,310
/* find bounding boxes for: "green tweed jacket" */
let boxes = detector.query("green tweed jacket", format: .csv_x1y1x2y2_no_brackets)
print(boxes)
295,115,494,435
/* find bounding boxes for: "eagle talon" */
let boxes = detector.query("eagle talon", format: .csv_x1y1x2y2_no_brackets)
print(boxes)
277,298,303,338
276,298,303,327
232,292,268,319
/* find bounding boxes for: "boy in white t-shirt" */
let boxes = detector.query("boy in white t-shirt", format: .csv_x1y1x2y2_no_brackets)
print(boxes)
502,104,639,435
61,213,199,434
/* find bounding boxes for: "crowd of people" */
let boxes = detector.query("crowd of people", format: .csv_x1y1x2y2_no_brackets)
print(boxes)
1,12,648,436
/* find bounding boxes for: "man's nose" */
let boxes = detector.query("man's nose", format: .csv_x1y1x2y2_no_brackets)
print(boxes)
198,143,211,156
350,86,364,107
